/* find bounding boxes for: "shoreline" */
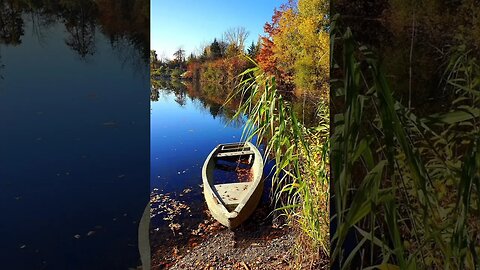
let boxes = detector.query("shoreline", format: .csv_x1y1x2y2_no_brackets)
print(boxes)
150,201,327,270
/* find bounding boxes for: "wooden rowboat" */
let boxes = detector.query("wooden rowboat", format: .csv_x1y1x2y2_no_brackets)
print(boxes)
202,142,264,229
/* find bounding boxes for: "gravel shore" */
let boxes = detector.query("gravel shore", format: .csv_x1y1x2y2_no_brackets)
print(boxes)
151,206,326,269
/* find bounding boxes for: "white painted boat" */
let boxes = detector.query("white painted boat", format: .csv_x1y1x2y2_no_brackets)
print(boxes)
202,142,264,229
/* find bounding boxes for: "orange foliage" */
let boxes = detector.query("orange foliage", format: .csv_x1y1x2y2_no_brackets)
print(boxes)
257,9,283,75
185,56,249,90
185,61,201,81
257,3,296,93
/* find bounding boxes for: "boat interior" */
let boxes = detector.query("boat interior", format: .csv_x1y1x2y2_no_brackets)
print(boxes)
212,143,255,211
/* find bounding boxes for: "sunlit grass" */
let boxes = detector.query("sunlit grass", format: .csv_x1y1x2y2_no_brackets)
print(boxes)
228,58,330,263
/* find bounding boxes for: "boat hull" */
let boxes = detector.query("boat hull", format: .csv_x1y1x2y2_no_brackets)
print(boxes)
203,178,263,229
202,142,264,229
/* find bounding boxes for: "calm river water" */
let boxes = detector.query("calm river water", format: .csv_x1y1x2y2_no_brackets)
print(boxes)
0,1,149,269
151,87,247,194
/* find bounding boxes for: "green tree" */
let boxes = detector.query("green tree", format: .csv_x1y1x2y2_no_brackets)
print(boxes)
150,50,157,63
210,38,222,59
173,47,185,63
247,41,259,59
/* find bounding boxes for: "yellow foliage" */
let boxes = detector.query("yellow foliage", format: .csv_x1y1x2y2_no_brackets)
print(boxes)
268,0,329,99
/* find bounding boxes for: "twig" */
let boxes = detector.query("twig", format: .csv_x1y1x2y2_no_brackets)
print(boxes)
408,6,416,110
241,261,250,270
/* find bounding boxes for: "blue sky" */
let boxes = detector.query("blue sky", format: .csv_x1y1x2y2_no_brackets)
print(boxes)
151,1,284,59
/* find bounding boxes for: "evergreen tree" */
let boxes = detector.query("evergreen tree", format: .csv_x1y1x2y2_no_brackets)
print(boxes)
210,38,222,59
247,41,259,58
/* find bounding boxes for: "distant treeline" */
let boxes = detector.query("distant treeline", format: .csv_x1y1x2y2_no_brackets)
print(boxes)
151,0,329,102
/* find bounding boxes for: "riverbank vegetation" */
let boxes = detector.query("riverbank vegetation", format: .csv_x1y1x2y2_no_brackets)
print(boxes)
331,1,480,268
150,26,255,97
231,66,329,267
229,0,330,267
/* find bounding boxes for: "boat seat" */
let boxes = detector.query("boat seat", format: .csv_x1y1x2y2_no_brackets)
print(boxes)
216,150,254,158
214,183,251,210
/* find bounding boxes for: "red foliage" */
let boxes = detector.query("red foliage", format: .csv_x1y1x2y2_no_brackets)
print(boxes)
257,1,297,93
257,37,276,75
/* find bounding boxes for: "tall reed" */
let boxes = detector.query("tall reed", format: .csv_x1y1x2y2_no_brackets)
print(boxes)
228,59,330,261
330,15,480,269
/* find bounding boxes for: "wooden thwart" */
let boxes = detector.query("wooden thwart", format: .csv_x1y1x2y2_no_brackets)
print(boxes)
216,150,254,158
220,143,246,149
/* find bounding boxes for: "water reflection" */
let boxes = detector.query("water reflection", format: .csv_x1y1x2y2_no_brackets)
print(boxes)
0,0,149,62
151,78,246,128
332,2,467,115
0,0,149,268
63,1,97,58
0,2,24,45
0,53,4,80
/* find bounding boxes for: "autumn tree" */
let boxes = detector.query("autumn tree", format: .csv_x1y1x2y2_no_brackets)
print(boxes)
257,2,295,92
294,0,329,98
257,0,329,99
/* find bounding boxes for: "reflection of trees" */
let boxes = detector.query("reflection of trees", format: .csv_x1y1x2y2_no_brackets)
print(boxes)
209,104,221,118
0,1,24,45
174,91,186,106
0,0,149,66
0,52,4,80
334,1,480,114
150,87,159,102
151,78,246,127
28,11,55,46
96,0,149,62
62,1,97,58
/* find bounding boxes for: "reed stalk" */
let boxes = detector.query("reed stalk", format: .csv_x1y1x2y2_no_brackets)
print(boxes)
228,58,330,263
330,15,480,269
